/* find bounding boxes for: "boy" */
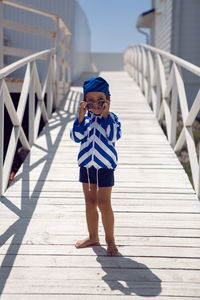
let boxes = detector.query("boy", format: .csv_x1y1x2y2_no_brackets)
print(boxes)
70,77,121,256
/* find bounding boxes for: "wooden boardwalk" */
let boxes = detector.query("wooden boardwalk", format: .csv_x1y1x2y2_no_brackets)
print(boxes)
1,71,200,299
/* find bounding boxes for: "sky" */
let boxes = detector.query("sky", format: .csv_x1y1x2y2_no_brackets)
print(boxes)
77,0,151,53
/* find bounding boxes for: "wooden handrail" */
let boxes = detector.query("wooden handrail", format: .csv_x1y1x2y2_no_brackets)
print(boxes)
0,49,55,79
138,44,200,77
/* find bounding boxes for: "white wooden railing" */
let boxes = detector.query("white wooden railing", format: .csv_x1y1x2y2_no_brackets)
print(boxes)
0,1,72,197
124,44,200,199
0,48,56,196
0,0,72,103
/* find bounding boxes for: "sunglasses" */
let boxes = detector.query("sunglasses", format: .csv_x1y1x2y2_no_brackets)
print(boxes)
86,99,105,109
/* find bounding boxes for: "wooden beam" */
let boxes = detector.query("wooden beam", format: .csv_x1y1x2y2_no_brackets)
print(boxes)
0,49,55,79
2,19,55,39
3,0,72,36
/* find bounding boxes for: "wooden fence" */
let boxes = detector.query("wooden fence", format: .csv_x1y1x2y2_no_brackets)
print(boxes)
0,1,72,196
124,44,200,199
0,49,56,196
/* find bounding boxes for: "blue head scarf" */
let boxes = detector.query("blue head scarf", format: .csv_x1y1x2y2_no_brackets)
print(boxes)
83,77,110,96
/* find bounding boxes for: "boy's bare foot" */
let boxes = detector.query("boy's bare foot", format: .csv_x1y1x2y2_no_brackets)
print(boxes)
107,242,118,256
75,237,100,248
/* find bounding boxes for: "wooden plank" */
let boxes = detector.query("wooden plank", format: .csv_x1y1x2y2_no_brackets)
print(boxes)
0,295,198,300
1,254,200,269
2,196,200,206
1,280,200,298
2,199,200,213
1,220,200,238
5,190,197,200
1,233,200,248
1,244,200,258
1,266,200,284
7,179,194,192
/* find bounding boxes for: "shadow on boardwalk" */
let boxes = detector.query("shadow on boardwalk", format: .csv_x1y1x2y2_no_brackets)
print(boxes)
0,89,82,295
92,246,162,297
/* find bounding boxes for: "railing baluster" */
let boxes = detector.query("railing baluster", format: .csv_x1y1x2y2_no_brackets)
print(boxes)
67,34,71,89
3,127,20,192
29,62,35,146
170,83,178,148
173,63,189,123
185,127,199,193
17,63,31,123
0,80,4,195
198,145,200,199
54,16,60,108
47,55,53,118
185,90,200,127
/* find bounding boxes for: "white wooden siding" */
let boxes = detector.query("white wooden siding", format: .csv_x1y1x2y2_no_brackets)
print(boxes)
173,0,200,108
154,0,172,53
153,0,173,77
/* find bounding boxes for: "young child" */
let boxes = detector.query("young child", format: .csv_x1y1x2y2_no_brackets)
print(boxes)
70,77,121,256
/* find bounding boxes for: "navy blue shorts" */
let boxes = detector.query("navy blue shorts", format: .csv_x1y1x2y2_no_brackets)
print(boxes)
79,166,114,187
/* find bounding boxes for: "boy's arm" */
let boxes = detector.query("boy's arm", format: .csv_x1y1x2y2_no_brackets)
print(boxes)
101,112,121,142
70,117,88,143
70,101,88,143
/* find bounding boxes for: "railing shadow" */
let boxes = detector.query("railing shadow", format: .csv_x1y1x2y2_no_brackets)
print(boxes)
0,88,82,295
92,245,162,297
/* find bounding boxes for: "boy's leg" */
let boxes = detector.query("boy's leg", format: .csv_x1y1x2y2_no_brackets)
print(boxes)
75,183,99,248
97,187,118,256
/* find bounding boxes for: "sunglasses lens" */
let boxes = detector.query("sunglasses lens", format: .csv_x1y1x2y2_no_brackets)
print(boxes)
87,103,94,109
98,99,105,107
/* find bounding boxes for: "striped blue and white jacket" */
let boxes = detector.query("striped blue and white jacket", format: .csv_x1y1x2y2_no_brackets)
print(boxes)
70,111,121,170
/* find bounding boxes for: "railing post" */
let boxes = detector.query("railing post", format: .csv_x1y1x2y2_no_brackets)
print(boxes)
131,47,134,78
0,0,4,69
54,16,60,108
67,34,71,89
47,54,54,118
142,47,147,96
136,47,140,86
170,84,178,148
147,50,155,106
133,47,137,81
198,145,200,199
29,62,35,146
61,27,66,84
0,80,4,196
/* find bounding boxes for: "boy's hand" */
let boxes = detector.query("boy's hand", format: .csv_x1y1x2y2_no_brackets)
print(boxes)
78,101,87,123
102,101,110,120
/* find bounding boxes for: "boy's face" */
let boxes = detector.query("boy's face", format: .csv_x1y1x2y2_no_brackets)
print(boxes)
85,92,109,115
